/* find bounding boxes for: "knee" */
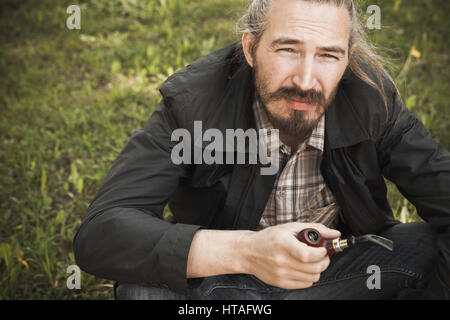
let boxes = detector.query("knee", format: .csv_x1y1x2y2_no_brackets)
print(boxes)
382,222,437,245
381,222,438,272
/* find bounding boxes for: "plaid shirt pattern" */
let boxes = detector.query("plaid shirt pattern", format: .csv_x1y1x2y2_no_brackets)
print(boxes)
253,98,340,230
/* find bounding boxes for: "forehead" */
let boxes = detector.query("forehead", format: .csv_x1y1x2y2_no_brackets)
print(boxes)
263,0,351,47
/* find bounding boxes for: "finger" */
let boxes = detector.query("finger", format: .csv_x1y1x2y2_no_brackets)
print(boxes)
286,269,322,283
286,256,331,275
276,278,314,290
306,223,341,239
286,239,328,262
283,222,341,240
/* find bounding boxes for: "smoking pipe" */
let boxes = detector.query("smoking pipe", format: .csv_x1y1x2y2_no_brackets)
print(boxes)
296,228,394,255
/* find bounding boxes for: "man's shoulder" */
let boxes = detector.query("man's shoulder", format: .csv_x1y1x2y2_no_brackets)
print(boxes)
158,43,240,113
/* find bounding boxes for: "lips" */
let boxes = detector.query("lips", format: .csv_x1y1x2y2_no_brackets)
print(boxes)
285,97,314,111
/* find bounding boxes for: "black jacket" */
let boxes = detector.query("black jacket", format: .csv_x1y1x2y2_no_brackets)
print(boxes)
73,43,450,296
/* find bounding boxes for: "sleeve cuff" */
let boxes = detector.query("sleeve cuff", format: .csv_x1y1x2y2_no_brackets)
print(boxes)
157,223,205,295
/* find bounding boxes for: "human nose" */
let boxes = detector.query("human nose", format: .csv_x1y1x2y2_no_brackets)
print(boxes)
292,56,317,91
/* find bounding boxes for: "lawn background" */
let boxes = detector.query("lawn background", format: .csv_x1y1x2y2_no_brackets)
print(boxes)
0,0,448,299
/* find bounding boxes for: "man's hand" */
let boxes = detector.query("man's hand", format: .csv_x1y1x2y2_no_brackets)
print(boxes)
187,223,340,290
241,223,341,290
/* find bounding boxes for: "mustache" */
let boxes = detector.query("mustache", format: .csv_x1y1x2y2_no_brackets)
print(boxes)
268,87,326,106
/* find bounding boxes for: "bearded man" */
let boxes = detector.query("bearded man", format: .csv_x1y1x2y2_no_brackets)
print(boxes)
73,0,450,299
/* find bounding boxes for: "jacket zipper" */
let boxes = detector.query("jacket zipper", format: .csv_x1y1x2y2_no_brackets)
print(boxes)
232,164,255,229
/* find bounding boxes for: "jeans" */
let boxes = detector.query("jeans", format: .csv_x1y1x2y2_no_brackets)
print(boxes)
115,222,440,300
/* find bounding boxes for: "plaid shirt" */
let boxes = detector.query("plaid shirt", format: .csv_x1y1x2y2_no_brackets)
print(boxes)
253,98,340,230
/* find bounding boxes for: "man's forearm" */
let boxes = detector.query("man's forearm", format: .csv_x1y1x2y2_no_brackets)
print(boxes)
186,229,255,278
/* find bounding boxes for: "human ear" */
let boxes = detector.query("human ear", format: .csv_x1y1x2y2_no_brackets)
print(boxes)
242,32,256,68
349,44,356,57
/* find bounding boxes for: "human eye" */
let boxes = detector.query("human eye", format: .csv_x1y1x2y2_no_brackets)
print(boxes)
320,53,339,60
278,48,295,53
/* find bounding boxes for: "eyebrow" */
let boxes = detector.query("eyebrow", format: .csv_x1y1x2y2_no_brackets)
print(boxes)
270,38,347,56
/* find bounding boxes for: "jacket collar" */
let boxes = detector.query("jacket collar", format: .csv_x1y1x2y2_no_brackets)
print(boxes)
324,82,371,149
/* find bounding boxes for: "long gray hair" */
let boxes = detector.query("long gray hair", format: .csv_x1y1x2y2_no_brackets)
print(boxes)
236,0,397,112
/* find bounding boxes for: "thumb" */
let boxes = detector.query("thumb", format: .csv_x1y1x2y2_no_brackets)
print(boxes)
307,223,341,240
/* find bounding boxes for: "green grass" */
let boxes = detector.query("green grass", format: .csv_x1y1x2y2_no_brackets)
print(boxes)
0,0,448,299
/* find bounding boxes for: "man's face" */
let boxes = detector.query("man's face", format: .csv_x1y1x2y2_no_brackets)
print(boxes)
243,0,352,142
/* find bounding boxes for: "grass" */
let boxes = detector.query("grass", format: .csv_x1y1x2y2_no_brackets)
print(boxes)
0,0,448,299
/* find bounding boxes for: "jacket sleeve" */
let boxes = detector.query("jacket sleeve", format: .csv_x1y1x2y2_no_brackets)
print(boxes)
378,89,450,298
73,100,203,295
